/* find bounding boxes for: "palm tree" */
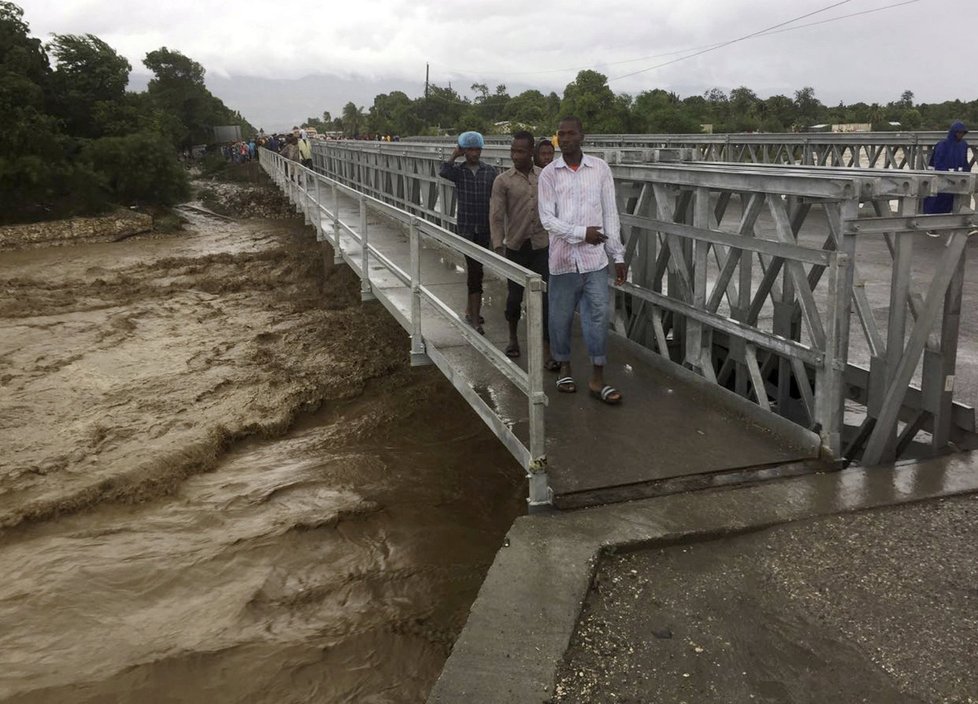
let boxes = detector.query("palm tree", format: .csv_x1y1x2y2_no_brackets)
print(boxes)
341,102,366,137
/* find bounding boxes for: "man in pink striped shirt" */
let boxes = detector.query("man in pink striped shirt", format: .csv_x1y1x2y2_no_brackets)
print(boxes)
538,116,628,405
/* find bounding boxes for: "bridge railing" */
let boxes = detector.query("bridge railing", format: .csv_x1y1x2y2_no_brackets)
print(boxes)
610,162,977,465
259,148,551,506
403,131,978,171
309,139,978,466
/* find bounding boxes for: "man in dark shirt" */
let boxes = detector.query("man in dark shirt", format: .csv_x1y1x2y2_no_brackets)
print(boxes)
439,131,496,334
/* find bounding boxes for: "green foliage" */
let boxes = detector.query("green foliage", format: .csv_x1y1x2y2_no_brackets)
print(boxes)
559,70,631,133
366,91,422,137
48,33,131,138
0,3,241,223
6,0,978,225
143,46,254,147
339,101,366,136
83,131,190,206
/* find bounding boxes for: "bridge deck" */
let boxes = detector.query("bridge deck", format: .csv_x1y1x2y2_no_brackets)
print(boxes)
315,187,821,507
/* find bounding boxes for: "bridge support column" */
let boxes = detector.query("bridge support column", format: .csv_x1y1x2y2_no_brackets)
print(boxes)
814,251,850,457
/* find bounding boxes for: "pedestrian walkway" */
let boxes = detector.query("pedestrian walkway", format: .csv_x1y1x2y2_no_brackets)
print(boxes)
263,151,823,509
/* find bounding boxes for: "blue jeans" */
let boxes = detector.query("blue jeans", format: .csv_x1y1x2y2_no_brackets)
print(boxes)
548,267,611,366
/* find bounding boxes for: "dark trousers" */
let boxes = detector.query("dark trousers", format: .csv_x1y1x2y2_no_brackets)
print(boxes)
923,192,954,214
505,241,550,341
463,230,491,294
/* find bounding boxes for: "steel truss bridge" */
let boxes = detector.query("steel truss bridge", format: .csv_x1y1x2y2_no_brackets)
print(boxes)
258,131,977,508
409,130,978,171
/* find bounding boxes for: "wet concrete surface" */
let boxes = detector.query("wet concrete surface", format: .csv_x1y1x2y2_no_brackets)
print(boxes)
0,180,526,703
554,494,978,703
426,453,978,704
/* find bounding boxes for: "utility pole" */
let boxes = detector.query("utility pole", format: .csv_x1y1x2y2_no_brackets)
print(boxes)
425,63,429,99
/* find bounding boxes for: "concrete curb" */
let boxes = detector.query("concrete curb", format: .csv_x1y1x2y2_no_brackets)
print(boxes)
426,453,978,703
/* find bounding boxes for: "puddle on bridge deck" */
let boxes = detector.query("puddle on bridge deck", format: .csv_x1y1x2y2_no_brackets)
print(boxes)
0,200,524,703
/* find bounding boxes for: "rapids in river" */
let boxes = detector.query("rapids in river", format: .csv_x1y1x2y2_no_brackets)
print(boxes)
0,191,524,703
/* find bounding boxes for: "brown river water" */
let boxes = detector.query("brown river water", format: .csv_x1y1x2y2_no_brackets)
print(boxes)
0,194,525,703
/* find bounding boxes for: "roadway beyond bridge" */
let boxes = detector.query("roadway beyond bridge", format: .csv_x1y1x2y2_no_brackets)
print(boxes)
260,132,978,510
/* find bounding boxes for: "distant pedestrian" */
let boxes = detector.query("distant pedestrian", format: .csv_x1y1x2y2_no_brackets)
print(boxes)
535,138,555,168
439,131,497,334
281,134,301,180
923,120,970,215
297,130,313,168
538,116,627,404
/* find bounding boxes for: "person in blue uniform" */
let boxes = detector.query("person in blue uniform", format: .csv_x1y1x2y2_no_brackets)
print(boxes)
923,121,970,214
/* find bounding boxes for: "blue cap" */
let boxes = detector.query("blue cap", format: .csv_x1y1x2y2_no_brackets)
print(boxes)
458,131,484,149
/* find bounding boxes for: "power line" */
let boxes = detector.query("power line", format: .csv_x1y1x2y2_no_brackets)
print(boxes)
742,0,920,41
422,0,922,106
430,0,920,82
612,0,921,81
610,0,855,81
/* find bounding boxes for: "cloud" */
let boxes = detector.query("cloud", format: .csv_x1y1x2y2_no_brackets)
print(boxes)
17,0,974,116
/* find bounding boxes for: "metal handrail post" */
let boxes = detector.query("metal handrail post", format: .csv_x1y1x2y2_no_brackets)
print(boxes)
359,195,374,301
288,162,295,204
525,275,551,509
408,217,430,366
314,175,323,241
331,181,342,264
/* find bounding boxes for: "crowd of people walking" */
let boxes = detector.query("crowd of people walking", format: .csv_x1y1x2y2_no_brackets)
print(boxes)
440,118,627,406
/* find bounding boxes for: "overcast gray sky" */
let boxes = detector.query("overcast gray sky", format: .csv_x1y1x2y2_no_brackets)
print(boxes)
17,0,970,131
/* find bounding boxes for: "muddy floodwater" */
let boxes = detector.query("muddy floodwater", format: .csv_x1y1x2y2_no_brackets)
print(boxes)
0,196,525,703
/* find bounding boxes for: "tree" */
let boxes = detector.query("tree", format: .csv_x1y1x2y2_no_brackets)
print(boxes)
143,46,252,147
793,86,824,128
144,47,204,87
84,131,190,206
559,70,629,133
763,94,796,131
505,89,549,131
48,33,131,138
703,87,731,130
470,82,489,102
632,89,701,133
366,91,420,136
341,101,366,136
417,83,467,133
0,1,76,223
901,108,922,130
867,102,886,130
728,86,761,131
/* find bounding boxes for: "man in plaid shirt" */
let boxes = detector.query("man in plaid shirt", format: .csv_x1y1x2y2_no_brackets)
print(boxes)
440,131,497,334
